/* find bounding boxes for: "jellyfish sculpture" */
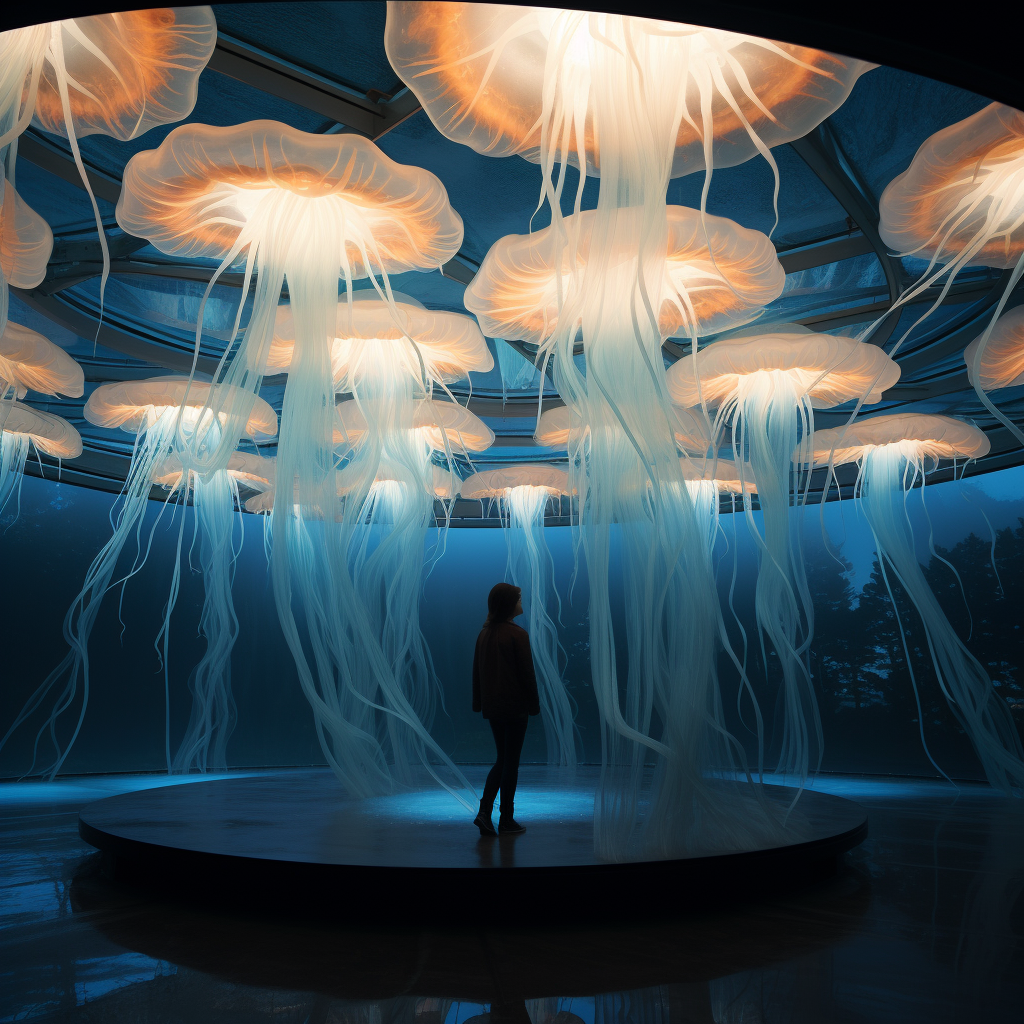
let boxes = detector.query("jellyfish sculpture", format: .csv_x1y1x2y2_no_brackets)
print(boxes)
0,317,83,515
151,450,275,773
1,376,276,776
117,122,467,797
461,464,577,767
879,104,1024,436
470,205,787,858
0,176,52,336
667,325,901,782
0,8,216,320
385,3,871,215
807,413,1024,791
333,397,492,788
0,319,83,402
964,304,1024,445
0,401,80,515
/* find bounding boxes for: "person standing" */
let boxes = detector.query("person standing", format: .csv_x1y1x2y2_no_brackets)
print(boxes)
472,582,540,836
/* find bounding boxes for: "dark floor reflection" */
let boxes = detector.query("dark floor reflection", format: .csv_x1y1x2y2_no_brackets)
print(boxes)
1,777,1022,1022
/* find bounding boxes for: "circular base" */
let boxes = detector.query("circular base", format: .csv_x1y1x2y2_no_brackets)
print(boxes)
79,768,867,915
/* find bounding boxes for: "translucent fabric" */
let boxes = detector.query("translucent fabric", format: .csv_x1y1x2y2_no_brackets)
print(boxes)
879,104,1024,270
0,401,81,458
679,455,755,495
84,376,278,441
152,450,276,493
0,180,51,288
460,463,570,499
0,320,83,399
0,8,215,145
385,3,871,178
806,417,1022,792
116,120,464,269
268,296,492,386
0,177,52,337
964,305,1024,391
806,413,991,467
335,398,494,452
465,206,784,349
533,402,711,455
666,326,902,409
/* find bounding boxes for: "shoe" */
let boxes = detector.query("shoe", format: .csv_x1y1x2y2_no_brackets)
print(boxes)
498,817,526,835
474,809,497,836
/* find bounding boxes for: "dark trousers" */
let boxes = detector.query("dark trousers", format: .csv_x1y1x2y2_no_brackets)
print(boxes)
482,715,528,817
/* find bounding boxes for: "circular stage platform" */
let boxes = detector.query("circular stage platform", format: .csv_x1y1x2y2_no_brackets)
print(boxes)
79,768,867,915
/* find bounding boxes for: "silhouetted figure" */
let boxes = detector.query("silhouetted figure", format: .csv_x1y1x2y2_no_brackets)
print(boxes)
472,582,540,836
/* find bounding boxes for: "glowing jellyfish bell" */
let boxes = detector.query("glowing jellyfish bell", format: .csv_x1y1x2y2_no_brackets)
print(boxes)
0,177,52,336
667,324,901,782
879,104,1024,435
0,9,216,325
0,402,80,514
963,304,1024,445
268,293,493,390
116,120,464,471
0,319,82,400
467,206,784,361
335,397,495,455
807,413,1024,792
385,3,871,192
462,464,576,767
534,402,711,455
4,376,276,777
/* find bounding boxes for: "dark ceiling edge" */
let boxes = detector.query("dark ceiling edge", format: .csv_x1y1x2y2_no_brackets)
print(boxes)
1,1,1021,111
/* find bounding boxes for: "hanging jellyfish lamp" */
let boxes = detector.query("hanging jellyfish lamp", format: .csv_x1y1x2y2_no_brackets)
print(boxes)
0,376,276,777
965,303,1024,396
0,319,83,401
666,325,901,782
461,463,577,767
806,413,1024,791
150,450,275,773
534,402,712,455
0,9,216,322
0,401,80,514
879,104,1024,439
385,3,872,192
116,120,466,799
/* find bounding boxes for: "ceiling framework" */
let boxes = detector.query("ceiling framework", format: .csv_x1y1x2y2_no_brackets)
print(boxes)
11,19,1024,518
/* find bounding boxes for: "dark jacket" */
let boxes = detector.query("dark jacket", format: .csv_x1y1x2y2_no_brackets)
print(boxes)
472,621,541,719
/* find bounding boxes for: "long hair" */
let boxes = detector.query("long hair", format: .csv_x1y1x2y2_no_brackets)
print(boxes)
484,582,521,626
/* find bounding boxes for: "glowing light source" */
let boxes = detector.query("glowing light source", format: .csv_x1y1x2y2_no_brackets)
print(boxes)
0,8,216,330
116,122,469,802
879,103,1024,446
465,206,785,355
806,413,1024,792
0,320,82,400
965,304,1024,391
0,402,81,514
667,326,900,782
385,3,871,182
2,377,276,778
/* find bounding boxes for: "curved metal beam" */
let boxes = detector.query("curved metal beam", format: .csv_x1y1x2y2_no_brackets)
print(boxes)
789,122,905,347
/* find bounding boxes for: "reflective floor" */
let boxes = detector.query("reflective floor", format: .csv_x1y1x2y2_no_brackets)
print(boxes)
2,772,1022,1023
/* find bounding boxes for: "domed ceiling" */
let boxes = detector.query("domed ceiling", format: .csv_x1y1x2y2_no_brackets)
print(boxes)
8,1,1021,522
